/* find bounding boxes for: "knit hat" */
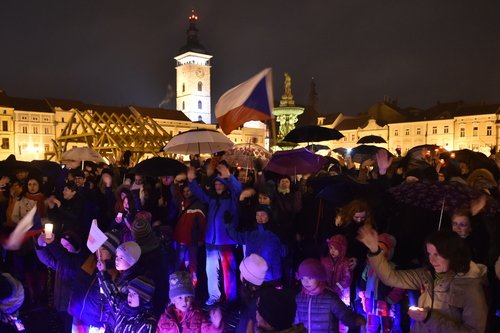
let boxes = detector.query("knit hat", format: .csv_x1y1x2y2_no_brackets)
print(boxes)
326,234,348,258
378,233,397,260
128,275,155,303
116,241,141,267
239,254,268,286
169,271,195,299
257,288,297,331
102,231,120,254
296,258,327,281
61,230,82,252
131,214,160,254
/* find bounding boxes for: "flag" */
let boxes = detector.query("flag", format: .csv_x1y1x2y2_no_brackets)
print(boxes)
87,219,108,253
215,68,274,134
3,206,37,250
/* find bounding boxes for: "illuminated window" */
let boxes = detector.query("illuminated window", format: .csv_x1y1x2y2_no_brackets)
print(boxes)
473,127,478,136
487,126,492,136
416,128,421,135
460,128,465,137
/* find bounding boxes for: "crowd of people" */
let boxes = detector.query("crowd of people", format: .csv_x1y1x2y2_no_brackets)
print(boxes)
0,146,499,333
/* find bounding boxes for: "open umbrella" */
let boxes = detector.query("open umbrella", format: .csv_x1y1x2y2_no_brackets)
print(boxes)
0,156,42,178
61,147,106,164
450,149,499,178
357,135,387,144
316,175,369,206
283,125,344,143
163,129,234,155
350,145,392,163
222,143,271,169
264,148,327,176
133,157,187,177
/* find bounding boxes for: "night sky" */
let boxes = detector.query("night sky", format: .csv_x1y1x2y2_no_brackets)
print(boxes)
1,1,500,116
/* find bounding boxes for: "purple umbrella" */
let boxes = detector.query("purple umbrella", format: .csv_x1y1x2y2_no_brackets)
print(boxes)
264,148,327,176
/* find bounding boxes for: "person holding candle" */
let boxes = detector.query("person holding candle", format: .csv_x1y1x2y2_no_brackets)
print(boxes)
35,229,88,332
357,225,488,333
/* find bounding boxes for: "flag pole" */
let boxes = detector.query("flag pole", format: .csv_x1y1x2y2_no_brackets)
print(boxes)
271,116,278,148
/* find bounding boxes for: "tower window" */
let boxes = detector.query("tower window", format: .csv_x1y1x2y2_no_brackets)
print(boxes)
198,115,203,122
182,83,185,93
198,101,202,109
198,81,202,91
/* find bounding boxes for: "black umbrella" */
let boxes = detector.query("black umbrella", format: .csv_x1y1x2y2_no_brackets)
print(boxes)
283,125,344,143
316,175,369,206
349,145,392,163
356,135,387,144
133,157,187,177
332,147,348,156
450,149,500,178
0,157,42,178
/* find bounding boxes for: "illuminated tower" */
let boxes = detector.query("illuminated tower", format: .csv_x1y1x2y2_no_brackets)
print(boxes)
175,10,213,123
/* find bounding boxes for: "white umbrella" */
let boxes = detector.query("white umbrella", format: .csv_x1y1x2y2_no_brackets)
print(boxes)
61,147,106,167
163,129,234,154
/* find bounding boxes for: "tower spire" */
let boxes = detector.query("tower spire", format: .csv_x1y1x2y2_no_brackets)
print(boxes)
179,8,207,54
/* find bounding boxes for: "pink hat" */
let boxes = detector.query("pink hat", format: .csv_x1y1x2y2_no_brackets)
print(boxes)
240,254,268,286
296,258,327,281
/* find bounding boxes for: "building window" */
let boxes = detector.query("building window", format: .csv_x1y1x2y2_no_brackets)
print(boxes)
61,117,65,123
198,81,202,91
43,117,49,122
351,134,355,141
416,128,421,135
432,126,437,134
1,138,9,149
487,126,492,136
182,83,185,92
198,101,202,109
394,129,399,136
460,128,465,137
2,121,7,131
44,144,50,152
22,126,28,134
33,127,38,134
21,115,28,121
444,126,449,134
473,127,478,136
32,117,38,121
405,128,410,136
182,101,185,110
198,115,203,122
44,127,50,134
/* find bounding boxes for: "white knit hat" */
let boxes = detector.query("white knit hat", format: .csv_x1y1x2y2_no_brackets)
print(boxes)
116,241,141,267
239,254,268,286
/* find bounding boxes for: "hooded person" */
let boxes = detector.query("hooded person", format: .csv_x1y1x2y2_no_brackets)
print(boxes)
187,163,242,305
321,234,352,304
156,271,224,333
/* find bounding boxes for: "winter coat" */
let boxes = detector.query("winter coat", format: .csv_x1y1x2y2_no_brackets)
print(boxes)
274,190,301,244
189,175,241,245
295,288,363,333
320,235,351,300
156,303,223,333
174,198,206,245
35,241,87,311
100,271,156,333
226,222,285,282
368,252,488,333
67,256,109,327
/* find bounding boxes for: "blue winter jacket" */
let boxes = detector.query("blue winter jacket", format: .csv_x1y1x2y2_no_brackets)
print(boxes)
189,175,241,245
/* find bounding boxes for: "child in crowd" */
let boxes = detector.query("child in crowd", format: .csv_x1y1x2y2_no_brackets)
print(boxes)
156,271,224,333
295,258,365,333
104,274,157,333
359,233,404,333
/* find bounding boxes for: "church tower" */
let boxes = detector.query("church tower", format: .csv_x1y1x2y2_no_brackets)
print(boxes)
174,10,213,124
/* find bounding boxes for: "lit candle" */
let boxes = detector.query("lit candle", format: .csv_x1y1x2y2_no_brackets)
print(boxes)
44,223,53,239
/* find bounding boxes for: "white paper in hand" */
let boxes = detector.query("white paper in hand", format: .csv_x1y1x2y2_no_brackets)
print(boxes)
87,219,108,253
